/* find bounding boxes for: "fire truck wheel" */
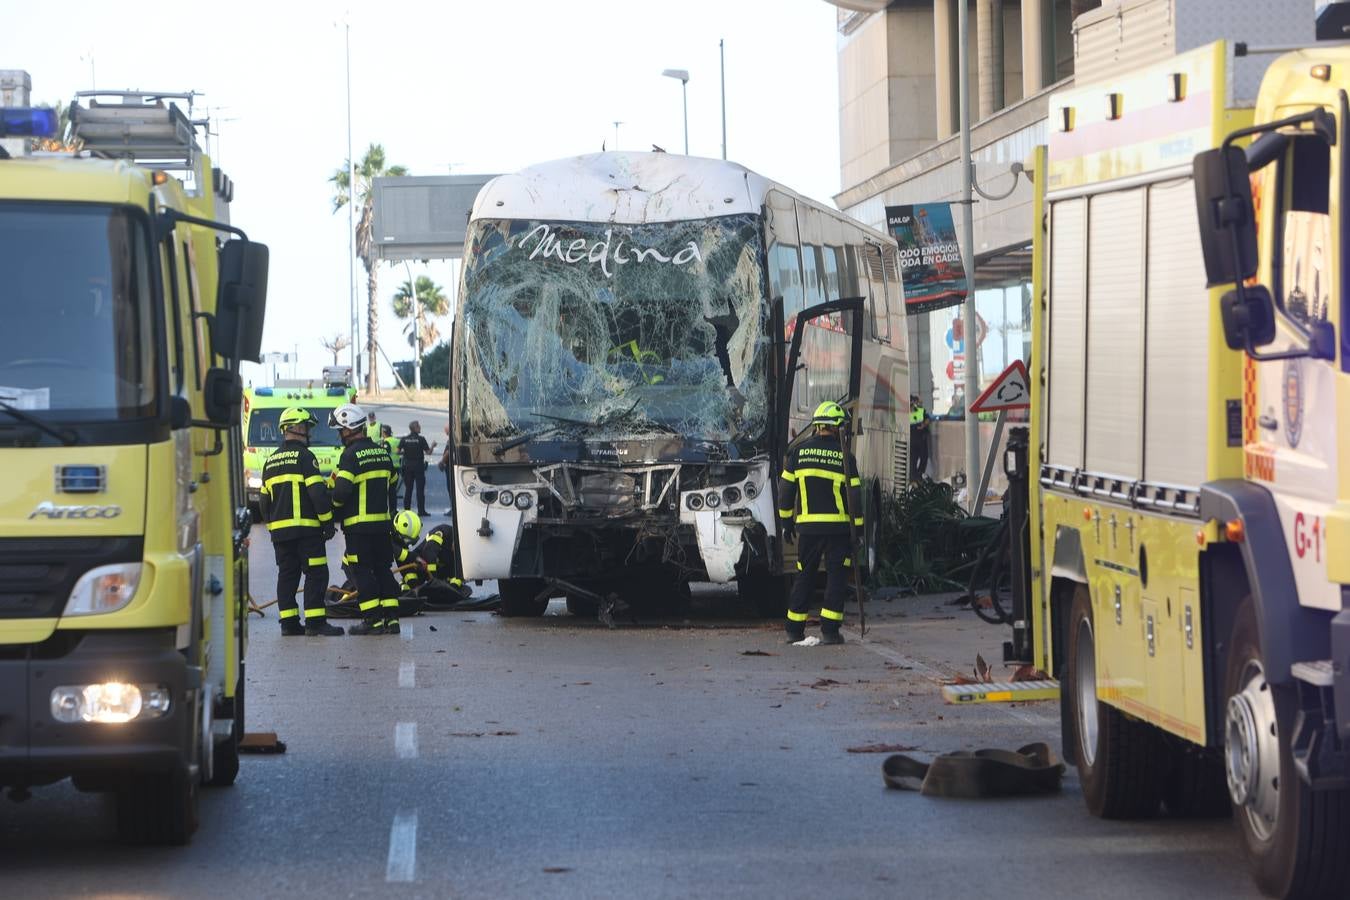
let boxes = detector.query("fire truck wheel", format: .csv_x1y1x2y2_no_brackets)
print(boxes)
1225,598,1350,898
498,578,549,617
1066,584,1161,819
1160,741,1230,818
208,669,243,788
116,689,201,845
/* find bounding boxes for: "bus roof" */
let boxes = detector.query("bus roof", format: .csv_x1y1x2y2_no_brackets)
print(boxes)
472,151,780,224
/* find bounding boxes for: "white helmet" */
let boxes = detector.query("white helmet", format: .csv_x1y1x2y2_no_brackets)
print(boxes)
329,403,369,431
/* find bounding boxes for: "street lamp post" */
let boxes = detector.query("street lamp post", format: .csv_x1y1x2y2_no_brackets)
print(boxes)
403,261,422,392
661,68,689,154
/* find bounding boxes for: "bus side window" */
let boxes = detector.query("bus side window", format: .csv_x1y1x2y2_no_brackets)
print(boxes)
802,244,824,306
822,245,840,302
769,243,804,327
865,243,890,343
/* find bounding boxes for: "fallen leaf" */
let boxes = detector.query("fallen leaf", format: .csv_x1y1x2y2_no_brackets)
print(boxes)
573,681,592,686
846,743,918,754
740,650,775,656
975,653,992,683
543,867,572,874
429,625,438,632
1012,665,1050,682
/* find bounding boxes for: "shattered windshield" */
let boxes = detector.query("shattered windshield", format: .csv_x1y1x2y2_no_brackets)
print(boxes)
458,214,769,453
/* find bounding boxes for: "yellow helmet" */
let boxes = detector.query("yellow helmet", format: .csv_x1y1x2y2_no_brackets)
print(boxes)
278,407,318,430
394,510,422,544
811,400,847,427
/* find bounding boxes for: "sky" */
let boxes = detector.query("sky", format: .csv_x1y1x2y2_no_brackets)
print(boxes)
2,0,843,389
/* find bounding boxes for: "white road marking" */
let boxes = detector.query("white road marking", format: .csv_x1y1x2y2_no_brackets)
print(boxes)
399,624,414,642
845,628,1056,726
399,660,416,688
395,722,418,759
385,810,418,883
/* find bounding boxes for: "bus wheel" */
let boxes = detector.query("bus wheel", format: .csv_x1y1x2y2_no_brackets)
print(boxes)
1066,584,1161,819
738,574,788,618
565,594,600,618
1225,599,1350,897
498,578,549,617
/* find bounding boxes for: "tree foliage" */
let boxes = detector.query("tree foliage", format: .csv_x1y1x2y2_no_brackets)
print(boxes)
329,143,409,392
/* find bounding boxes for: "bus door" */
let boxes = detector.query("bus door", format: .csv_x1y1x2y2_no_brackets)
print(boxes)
776,297,865,567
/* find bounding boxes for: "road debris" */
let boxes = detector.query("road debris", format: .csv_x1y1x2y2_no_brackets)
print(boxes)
792,636,821,647
741,650,776,656
847,743,918,754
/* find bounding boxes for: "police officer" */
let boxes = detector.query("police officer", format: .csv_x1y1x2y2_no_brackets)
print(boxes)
398,420,436,516
258,407,344,636
777,401,864,645
330,403,403,635
909,394,932,482
395,512,473,605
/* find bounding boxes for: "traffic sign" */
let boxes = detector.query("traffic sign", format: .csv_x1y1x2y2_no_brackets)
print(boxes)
969,359,1030,413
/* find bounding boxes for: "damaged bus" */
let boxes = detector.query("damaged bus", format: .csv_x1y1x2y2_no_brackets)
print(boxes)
449,152,909,617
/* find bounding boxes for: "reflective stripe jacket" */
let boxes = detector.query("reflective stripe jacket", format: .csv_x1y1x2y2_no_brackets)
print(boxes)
399,525,461,588
331,436,396,533
259,439,333,542
777,431,863,535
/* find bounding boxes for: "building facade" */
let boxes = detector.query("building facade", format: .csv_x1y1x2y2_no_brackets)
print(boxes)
828,0,1315,485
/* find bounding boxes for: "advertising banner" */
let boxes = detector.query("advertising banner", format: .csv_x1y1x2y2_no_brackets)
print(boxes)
885,204,968,315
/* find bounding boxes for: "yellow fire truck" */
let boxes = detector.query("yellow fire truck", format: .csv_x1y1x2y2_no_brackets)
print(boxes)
1026,31,1350,897
0,90,267,843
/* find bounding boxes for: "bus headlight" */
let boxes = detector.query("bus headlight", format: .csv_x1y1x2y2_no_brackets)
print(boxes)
704,491,722,509
514,492,533,510
722,486,742,505
64,563,142,617
498,490,515,507
50,682,171,724
687,493,704,511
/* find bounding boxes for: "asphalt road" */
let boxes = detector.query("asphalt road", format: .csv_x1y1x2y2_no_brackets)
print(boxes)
0,402,1262,898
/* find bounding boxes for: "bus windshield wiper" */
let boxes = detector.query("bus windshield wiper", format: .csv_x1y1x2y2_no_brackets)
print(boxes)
0,398,78,445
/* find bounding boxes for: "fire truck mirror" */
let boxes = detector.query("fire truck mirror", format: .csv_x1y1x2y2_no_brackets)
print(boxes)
203,368,243,427
215,240,270,364
1193,146,1258,288
1220,286,1276,351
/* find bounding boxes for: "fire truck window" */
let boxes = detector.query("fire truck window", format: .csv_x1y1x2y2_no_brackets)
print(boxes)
1277,137,1331,328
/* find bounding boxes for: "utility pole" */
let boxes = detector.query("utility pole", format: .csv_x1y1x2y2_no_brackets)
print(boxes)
405,262,422,391
719,39,727,160
958,0,982,512
345,17,358,377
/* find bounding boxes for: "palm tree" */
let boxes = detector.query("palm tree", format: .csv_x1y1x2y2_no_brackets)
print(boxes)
392,275,450,350
330,144,408,392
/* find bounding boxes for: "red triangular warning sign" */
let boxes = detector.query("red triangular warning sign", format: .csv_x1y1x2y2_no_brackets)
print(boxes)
969,359,1030,413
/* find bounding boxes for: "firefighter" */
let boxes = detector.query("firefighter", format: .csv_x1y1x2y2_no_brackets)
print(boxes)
258,407,344,636
397,513,473,605
330,403,403,635
777,401,863,646
909,394,932,481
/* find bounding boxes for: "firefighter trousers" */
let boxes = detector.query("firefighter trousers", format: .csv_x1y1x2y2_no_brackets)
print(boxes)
343,531,403,625
274,533,330,622
787,531,852,634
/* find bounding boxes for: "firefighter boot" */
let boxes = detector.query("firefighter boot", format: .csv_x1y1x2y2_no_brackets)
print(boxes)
305,618,345,636
785,623,806,645
349,617,385,636
385,620,401,635
820,627,845,645
280,616,305,637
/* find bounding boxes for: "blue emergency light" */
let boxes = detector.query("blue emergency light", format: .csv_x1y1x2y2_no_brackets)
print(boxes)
254,388,274,396
0,108,58,139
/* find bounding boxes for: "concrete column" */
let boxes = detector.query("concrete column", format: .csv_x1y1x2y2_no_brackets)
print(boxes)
977,0,1004,119
934,0,959,138
1021,0,1052,96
